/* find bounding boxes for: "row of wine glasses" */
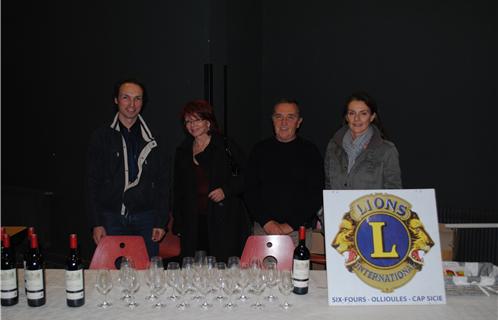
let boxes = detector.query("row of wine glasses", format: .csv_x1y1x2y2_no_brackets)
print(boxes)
94,255,295,310
95,256,143,309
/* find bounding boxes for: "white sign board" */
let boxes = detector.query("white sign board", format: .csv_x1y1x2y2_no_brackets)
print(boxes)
323,189,446,306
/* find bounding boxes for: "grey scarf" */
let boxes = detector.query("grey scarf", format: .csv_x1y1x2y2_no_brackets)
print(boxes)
342,126,374,173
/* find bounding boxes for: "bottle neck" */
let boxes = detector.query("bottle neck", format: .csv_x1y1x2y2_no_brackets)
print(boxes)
27,227,35,240
69,234,78,250
2,234,11,249
298,226,306,242
30,234,39,250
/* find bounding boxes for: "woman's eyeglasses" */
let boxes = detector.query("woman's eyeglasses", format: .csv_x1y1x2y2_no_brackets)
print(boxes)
184,119,204,126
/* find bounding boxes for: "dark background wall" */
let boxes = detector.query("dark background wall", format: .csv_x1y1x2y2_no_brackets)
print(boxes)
260,1,497,211
1,1,212,261
1,0,263,262
2,0,496,263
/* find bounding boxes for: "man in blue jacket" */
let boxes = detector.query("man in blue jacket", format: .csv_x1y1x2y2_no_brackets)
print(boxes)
87,79,169,257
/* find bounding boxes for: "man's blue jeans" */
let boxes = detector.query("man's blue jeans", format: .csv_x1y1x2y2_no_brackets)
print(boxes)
102,210,159,258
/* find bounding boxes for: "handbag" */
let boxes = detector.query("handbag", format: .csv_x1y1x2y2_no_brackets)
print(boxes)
222,136,253,237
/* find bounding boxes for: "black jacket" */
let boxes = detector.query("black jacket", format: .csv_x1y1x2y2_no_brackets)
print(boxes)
172,133,250,261
245,136,324,229
86,114,170,228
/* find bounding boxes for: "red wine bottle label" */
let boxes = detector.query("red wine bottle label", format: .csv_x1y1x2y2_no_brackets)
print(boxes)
25,270,44,299
1,269,18,299
293,259,310,288
65,270,84,300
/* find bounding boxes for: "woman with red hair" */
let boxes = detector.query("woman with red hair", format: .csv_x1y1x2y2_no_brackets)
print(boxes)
172,100,250,262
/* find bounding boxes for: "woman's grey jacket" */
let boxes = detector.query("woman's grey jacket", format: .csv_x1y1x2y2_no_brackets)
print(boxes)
324,125,402,190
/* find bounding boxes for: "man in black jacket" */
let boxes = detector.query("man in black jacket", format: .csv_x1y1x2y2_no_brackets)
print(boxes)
245,99,324,242
87,79,169,257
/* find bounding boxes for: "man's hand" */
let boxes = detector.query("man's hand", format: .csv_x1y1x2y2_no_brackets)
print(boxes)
208,188,226,203
152,228,166,242
279,223,294,234
263,220,284,234
93,226,107,245
263,221,294,235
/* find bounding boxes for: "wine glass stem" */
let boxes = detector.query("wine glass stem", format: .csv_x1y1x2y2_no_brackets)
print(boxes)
240,287,248,300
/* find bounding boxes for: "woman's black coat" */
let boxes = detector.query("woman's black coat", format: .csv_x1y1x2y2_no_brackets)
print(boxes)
172,133,250,262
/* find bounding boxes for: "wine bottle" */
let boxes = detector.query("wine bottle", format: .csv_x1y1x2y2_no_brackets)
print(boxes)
292,226,310,294
1,233,19,306
23,227,35,269
65,234,85,307
23,227,36,295
27,226,35,239
24,234,46,307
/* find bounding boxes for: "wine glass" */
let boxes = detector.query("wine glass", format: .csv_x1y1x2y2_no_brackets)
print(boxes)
194,250,206,269
182,257,197,295
166,262,180,300
145,256,163,301
124,268,140,309
222,274,238,310
117,256,135,301
227,256,240,269
194,269,213,310
248,257,262,293
95,269,113,308
227,256,240,281
249,256,262,270
249,268,266,310
150,268,167,308
119,256,134,268
213,262,227,302
278,270,294,310
150,256,164,270
203,256,216,270
182,256,194,270
174,272,190,310
144,267,157,302
188,267,203,301
236,265,251,301
264,261,279,302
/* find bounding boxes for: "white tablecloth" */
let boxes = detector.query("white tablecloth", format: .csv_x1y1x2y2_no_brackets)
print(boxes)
1,269,497,320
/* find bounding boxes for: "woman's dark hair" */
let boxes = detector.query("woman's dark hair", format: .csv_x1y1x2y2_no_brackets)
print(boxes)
180,99,221,134
343,91,387,139
113,78,148,105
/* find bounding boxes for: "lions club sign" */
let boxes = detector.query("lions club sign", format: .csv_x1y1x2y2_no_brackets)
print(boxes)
324,190,446,306
332,193,434,292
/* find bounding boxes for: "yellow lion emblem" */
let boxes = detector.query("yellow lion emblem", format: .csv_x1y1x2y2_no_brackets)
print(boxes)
331,218,359,267
407,215,434,268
